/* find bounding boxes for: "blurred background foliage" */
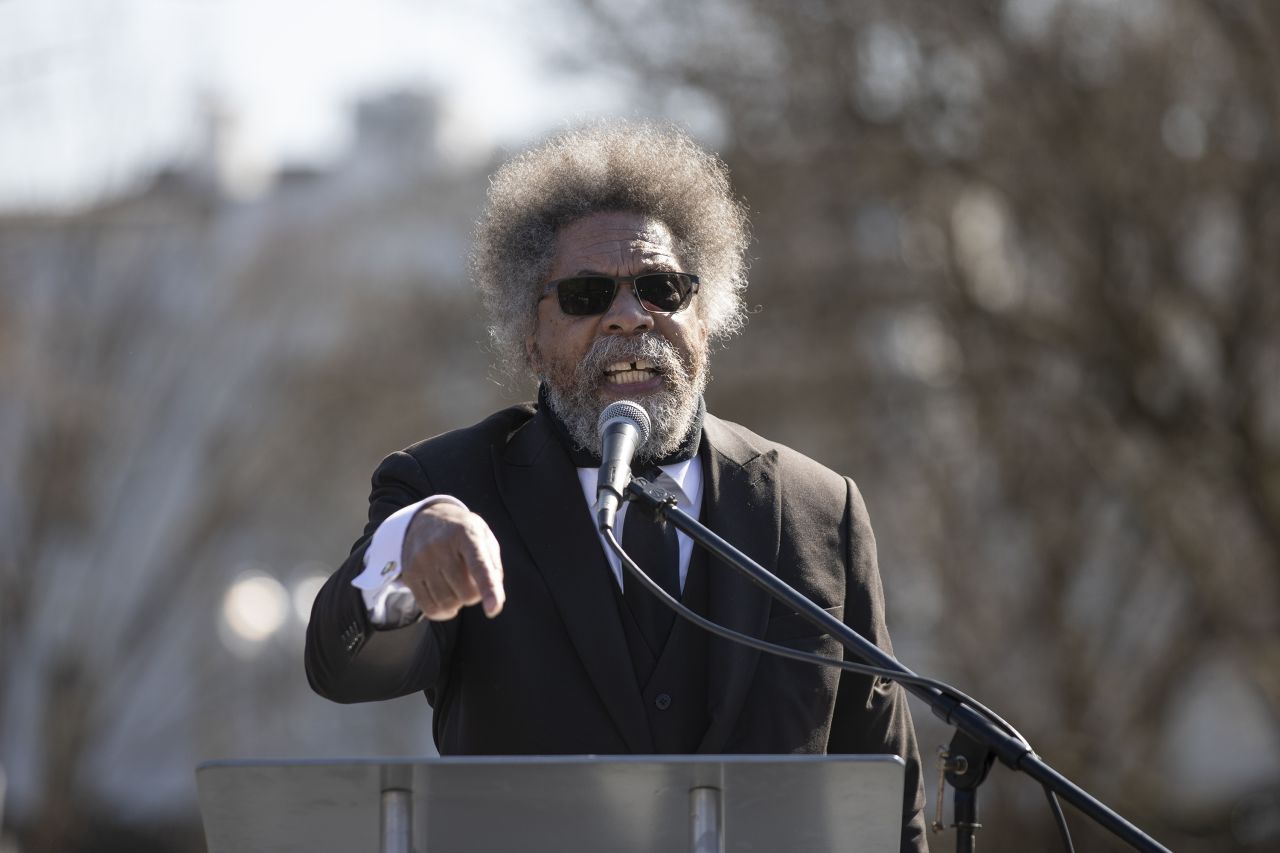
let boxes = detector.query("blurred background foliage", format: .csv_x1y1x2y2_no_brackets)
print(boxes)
2,0,1279,851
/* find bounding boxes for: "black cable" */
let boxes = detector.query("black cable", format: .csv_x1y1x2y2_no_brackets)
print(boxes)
1045,785,1077,853
602,527,1033,751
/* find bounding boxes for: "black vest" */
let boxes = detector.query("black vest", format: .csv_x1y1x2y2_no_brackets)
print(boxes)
610,540,712,753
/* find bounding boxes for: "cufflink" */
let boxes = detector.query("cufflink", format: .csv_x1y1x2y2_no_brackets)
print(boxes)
380,560,397,577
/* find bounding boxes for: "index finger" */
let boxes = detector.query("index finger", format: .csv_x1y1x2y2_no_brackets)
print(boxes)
468,521,505,617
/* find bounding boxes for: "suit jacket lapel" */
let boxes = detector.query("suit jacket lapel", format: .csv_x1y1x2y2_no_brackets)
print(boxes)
493,409,654,753
697,415,779,753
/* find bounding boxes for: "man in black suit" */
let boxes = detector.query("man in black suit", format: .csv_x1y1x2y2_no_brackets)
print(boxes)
305,122,928,851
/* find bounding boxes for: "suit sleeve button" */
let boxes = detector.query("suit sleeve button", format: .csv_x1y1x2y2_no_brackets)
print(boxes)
654,693,672,711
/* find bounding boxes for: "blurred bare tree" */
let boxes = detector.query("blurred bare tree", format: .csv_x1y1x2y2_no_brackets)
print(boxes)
567,0,1280,849
0,94,510,852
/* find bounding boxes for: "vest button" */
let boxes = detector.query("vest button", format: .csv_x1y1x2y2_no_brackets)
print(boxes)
654,693,672,711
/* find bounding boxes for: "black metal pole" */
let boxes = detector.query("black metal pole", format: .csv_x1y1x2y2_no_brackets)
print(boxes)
625,478,1170,853
955,788,977,853
945,730,995,853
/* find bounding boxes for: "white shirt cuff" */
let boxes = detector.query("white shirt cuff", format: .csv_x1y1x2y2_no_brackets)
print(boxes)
351,494,468,627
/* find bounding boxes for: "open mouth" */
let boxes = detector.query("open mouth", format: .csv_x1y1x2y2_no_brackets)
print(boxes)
603,359,661,385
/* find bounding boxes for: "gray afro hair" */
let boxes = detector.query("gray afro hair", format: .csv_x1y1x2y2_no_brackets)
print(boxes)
470,120,752,380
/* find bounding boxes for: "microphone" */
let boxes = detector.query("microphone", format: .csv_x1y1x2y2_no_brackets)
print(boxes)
594,400,651,532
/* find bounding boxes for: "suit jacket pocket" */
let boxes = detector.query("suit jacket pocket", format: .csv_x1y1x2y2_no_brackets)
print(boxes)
764,605,844,644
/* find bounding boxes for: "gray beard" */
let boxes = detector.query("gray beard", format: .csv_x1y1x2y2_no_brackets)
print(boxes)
539,332,707,463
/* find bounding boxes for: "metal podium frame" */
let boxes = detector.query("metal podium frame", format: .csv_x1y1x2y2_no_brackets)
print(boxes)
196,755,906,853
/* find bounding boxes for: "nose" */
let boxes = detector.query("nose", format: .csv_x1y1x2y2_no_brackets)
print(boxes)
601,281,654,335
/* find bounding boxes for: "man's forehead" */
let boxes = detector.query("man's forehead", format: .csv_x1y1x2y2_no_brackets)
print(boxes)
552,213,681,268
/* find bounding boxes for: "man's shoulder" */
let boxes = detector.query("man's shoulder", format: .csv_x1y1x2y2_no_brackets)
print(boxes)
704,413,845,483
701,412,839,471
401,403,537,463
705,413,872,535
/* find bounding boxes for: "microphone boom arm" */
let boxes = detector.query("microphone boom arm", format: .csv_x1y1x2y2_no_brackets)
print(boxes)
623,477,1170,853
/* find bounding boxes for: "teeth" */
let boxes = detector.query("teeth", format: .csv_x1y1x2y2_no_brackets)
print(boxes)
606,370,656,385
604,359,655,373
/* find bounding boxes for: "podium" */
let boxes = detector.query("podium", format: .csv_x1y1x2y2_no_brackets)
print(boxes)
197,755,905,853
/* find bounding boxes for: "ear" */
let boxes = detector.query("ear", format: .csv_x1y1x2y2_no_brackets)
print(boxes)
691,311,710,346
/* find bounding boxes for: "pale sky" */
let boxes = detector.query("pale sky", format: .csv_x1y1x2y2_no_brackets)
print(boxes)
0,0,641,210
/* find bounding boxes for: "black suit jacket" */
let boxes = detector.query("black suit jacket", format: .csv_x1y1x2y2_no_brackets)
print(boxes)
306,404,928,850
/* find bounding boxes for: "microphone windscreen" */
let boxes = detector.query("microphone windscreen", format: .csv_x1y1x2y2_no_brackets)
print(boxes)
597,400,652,445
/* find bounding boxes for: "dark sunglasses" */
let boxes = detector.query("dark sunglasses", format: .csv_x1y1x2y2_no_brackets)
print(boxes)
540,272,700,316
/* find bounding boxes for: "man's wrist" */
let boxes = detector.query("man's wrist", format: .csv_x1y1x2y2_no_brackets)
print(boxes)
352,494,469,627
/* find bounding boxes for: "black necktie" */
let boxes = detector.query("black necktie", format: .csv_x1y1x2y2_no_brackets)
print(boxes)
622,466,680,656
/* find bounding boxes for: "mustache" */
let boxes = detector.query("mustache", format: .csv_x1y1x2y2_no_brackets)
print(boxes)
576,332,688,379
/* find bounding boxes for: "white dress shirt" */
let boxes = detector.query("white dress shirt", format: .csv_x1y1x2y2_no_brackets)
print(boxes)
351,459,704,627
